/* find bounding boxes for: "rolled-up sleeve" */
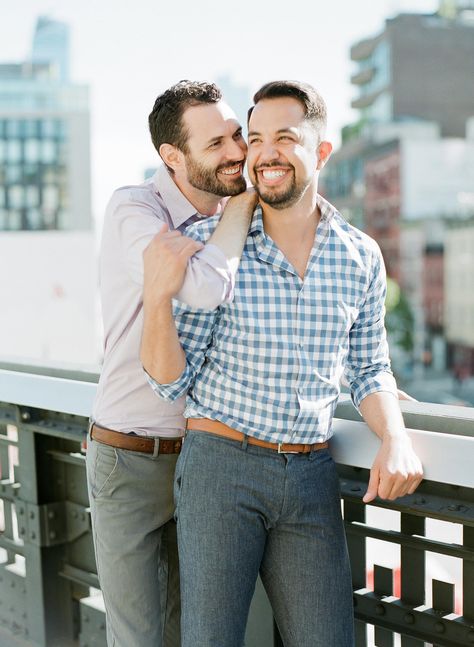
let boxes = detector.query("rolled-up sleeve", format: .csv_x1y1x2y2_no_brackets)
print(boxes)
178,243,236,310
146,300,219,401
115,198,234,310
345,246,398,409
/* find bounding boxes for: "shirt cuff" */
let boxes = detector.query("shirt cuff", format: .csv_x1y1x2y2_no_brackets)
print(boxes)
351,371,398,410
144,364,192,401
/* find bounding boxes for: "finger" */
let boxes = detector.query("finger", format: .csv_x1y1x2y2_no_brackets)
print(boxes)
178,240,204,259
363,467,380,503
167,237,202,255
157,222,169,234
407,475,423,495
378,474,397,500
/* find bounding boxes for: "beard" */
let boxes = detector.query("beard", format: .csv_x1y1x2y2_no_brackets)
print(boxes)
184,154,246,197
253,163,310,210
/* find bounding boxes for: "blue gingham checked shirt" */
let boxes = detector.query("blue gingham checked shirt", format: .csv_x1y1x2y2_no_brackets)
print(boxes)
148,195,398,444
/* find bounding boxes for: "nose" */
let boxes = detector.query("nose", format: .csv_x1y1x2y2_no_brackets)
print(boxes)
258,141,279,164
225,137,246,161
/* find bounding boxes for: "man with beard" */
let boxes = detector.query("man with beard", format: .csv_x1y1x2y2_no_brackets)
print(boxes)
142,80,424,647
87,80,256,647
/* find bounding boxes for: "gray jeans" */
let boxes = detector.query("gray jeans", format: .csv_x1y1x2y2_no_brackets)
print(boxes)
86,435,180,647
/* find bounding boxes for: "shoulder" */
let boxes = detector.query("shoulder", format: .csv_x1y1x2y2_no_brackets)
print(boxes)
184,214,221,243
104,179,166,224
330,211,383,265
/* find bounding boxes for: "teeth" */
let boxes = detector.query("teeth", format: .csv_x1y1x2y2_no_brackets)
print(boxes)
220,166,240,175
262,169,286,179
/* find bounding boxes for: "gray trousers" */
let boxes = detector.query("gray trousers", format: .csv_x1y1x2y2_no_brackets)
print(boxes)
86,435,180,647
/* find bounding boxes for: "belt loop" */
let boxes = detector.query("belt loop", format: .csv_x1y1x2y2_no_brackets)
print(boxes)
153,437,160,458
241,435,249,451
88,418,94,438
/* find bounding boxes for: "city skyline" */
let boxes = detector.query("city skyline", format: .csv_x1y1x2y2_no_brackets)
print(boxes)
1,0,439,221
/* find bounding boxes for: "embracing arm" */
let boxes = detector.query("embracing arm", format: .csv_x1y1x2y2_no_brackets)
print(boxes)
144,189,256,310
140,226,219,398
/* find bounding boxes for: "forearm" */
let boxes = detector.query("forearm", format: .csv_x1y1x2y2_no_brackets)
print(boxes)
141,297,186,384
359,390,408,440
208,190,255,262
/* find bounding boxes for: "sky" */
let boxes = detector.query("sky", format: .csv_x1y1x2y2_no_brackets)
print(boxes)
1,0,439,221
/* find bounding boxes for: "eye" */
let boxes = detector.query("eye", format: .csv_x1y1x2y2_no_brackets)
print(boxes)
277,135,293,142
233,130,243,141
248,138,261,145
208,141,221,149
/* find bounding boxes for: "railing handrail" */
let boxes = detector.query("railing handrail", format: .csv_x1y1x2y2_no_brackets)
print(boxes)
1,365,473,490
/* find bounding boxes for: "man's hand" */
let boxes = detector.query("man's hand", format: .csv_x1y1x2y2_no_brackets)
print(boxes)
143,223,203,306
363,433,423,503
223,187,258,213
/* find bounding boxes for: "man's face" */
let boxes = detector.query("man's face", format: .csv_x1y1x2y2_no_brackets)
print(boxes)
181,101,247,197
247,97,321,209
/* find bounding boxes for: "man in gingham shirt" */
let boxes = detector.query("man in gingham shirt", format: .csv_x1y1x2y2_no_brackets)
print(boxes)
143,81,423,647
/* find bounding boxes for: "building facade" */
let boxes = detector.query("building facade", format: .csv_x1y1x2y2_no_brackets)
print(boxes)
0,17,91,231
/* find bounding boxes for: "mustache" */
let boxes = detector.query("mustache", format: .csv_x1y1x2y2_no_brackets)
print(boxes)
254,161,293,171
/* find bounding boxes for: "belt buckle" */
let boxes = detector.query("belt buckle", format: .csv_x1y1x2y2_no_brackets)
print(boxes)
277,443,299,454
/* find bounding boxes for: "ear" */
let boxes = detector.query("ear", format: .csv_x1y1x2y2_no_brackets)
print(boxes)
316,141,332,170
159,143,184,174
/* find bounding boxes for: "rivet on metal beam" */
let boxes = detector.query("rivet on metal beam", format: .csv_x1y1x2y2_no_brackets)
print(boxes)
404,613,415,624
434,621,445,634
375,604,385,616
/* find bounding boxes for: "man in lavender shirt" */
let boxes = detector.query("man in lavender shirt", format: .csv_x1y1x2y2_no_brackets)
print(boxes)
86,81,256,647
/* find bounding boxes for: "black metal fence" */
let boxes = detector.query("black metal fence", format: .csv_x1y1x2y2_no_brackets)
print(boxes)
0,367,473,646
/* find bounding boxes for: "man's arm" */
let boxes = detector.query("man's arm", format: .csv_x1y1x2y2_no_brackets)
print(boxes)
141,220,221,397
359,391,423,502
345,246,423,502
143,189,257,310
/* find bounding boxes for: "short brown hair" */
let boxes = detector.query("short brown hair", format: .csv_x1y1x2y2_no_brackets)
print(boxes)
149,80,222,167
249,80,327,135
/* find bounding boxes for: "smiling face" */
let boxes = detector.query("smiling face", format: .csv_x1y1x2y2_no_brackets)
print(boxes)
247,97,328,209
181,101,247,197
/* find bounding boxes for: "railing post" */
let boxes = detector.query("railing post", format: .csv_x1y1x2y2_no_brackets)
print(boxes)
400,513,425,647
345,497,367,647
17,411,75,647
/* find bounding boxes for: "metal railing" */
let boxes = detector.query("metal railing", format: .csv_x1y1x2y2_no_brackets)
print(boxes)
0,362,473,647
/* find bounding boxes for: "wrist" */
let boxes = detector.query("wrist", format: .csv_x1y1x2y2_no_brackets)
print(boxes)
143,291,173,313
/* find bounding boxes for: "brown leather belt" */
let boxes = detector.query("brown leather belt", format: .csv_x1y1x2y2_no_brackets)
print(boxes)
186,418,328,454
90,424,182,455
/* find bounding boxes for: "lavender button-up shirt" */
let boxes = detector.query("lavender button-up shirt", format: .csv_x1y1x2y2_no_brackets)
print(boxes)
92,164,234,437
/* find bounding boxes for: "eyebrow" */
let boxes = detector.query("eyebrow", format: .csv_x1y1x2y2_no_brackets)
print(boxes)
248,127,297,137
206,126,242,146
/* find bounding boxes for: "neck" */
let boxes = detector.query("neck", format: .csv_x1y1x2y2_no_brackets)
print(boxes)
261,181,320,238
171,174,222,216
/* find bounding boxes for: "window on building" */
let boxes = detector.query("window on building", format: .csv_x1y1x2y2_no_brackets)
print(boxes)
8,210,22,230
6,165,21,183
43,185,59,210
9,185,25,209
25,139,41,163
6,120,21,138
41,140,56,163
26,208,42,230
7,140,21,163
26,186,39,208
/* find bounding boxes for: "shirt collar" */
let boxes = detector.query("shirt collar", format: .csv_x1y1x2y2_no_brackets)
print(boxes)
248,194,338,235
152,163,199,229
